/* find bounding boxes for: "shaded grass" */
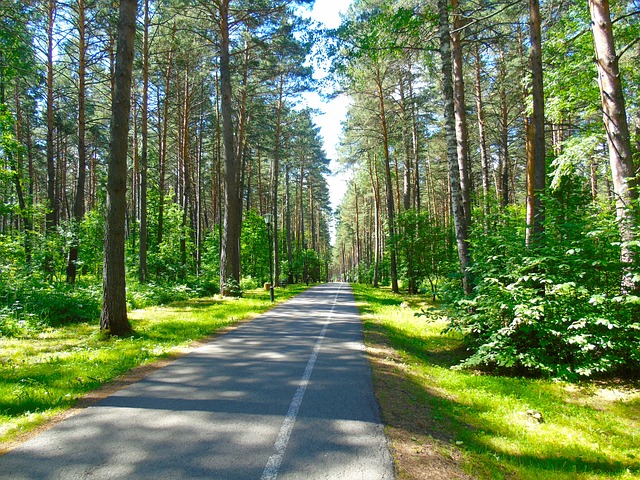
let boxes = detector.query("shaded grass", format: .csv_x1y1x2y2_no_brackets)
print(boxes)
353,283,640,480
0,284,309,448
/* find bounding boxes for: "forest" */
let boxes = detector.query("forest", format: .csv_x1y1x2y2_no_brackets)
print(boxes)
1,0,639,379
330,0,640,378
1,0,332,334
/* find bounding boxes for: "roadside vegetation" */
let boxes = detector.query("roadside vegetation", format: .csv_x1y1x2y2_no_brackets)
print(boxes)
354,284,640,480
0,284,309,451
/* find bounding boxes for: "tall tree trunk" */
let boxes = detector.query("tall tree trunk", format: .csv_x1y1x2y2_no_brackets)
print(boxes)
368,153,381,288
354,183,361,266
217,0,242,293
285,161,293,284
590,156,599,202
12,89,33,263
451,0,472,227
399,79,412,211
589,0,639,293
100,0,137,336
46,0,57,232
180,72,191,274
131,98,138,250
375,66,399,294
407,71,421,211
438,0,471,295
500,54,510,208
66,0,87,284
526,0,546,247
474,43,490,224
310,176,316,252
158,28,174,246
271,74,284,286
196,103,204,273
300,160,306,283
139,0,149,282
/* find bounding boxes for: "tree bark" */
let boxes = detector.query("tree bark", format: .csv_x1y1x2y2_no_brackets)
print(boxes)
285,161,293,284
139,0,149,282
100,0,137,336
46,0,57,232
66,0,87,284
407,71,421,211
375,66,399,293
299,159,307,282
217,0,242,293
438,0,471,295
180,71,192,274
474,43,490,225
354,183,361,266
11,89,33,263
158,26,175,246
589,0,639,292
451,0,472,227
526,0,546,248
500,53,510,208
271,74,285,285
368,153,381,288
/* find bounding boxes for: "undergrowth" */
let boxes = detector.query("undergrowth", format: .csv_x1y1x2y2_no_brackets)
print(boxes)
354,283,640,480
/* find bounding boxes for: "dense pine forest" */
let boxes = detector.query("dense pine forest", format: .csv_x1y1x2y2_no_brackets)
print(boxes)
1,0,332,333
1,0,639,379
330,0,640,378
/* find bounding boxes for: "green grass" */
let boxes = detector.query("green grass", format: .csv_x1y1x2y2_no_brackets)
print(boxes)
0,284,310,448
352,283,640,480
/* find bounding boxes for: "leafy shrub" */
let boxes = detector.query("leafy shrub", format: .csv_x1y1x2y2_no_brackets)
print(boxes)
446,186,640,379
221,278,243,297
240,210,270,283
0,308,30,337
240,276,260,290
193,278,219,297
127,282,198,309
11,284,102,327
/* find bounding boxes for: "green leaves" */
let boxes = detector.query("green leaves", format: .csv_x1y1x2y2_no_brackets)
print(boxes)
446,194,640,379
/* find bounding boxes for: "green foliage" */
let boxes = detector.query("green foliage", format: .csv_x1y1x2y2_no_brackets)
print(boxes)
199,231,221,294
78,207,106,278
0,277,100,334
240,209,270,283
446,184,640,379
146,198,194,282
25,285,101,327
221,278,243,297
127,282,199,310
395,208,453,297
240,276,261,290
354,283,640,480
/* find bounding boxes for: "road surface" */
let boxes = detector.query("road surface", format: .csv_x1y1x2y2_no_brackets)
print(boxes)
0,283,394,479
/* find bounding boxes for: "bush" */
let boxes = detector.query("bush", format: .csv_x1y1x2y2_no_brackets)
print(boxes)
0,308,30,337
445,187,640,379
221,278,243,297
127,282,198,309
10,283,102,327
240,276,260,290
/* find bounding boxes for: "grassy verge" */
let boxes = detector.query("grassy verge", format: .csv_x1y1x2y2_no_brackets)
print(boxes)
0,284,309,451
353,283,640,480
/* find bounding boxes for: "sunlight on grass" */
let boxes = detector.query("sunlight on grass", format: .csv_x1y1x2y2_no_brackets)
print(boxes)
0,285,309,448
352,283,640,480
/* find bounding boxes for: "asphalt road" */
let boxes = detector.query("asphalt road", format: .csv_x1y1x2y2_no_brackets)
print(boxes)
0,283,394,479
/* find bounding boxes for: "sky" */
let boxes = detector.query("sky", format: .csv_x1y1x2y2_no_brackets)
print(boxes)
300,1,353,238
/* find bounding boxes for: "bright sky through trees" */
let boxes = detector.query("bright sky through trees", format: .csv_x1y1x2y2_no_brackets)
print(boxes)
301,1,353,233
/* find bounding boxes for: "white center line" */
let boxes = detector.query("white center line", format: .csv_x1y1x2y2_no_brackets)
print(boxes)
260,283,343,480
